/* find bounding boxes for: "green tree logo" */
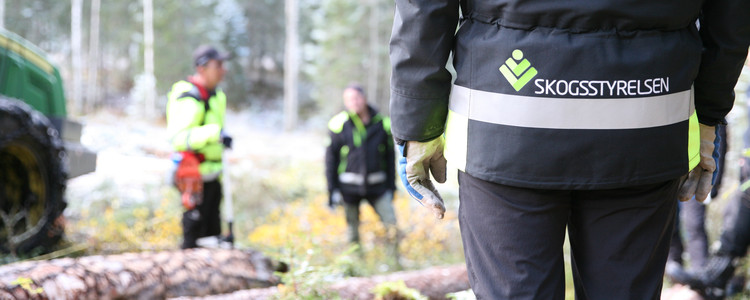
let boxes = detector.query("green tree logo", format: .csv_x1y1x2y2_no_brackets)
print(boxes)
499,49,538,91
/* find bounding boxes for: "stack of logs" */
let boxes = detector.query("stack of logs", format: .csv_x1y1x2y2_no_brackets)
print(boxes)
0,248,279,299
0,248,469,300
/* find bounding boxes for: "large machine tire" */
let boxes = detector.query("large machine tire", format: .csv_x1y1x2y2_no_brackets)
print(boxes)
0,96,67,255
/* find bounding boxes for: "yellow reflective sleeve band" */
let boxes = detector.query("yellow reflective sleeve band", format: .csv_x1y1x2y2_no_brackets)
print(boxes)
382,116,391,133
687,112,700,170
338,145,349,174
184,123,221,150
328,111,350,134
444,109,468,172
449,85,692,130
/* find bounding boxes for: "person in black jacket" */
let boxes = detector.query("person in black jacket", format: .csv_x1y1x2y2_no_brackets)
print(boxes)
325,84,399,263
389,0,750,299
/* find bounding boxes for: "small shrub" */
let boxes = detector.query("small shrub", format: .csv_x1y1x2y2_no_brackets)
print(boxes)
66,184,182,254
372,280,427,300
248,192,464,276
446,289,476,300
11,277,43,294
273,245,359,300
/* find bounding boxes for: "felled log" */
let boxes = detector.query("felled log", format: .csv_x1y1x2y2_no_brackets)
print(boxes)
0,248,280,300
173,264,469,300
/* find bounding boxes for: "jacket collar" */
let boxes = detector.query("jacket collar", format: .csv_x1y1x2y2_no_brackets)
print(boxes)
349,104,379,125
187,76,216,101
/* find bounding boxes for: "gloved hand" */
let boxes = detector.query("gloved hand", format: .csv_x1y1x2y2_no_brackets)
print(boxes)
329,189,343,209
678,124,720,202
220,131,233,149
397,136,447,219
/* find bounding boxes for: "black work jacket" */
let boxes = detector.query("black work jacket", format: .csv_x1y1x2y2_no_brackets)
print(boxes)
325,106,396,200
390,0,750,189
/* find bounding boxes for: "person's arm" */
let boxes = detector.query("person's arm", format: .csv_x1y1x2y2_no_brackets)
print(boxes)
384,118,397,191
693,0,750,125
168,97,221,152
325,129,342,194
679,0,750,202
389,0,460,142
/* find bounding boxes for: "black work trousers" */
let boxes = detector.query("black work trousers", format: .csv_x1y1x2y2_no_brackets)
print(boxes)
458,171,679,300
181,179,222,249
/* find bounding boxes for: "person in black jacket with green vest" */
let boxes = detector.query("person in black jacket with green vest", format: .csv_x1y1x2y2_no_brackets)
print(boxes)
390,0,750,299
325,84,399,259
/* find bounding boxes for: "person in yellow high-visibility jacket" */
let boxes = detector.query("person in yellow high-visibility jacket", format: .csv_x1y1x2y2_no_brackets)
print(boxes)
166,45,232,249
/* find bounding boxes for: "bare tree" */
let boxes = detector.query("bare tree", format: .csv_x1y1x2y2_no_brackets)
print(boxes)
367,0,380,106
0,0,5,29
71,0,83,115
283,0,299,131
143,0,156,117
85,0,101,113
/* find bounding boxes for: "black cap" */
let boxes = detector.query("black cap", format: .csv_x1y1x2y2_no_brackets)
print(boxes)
346,82,365,95
193,45,230,66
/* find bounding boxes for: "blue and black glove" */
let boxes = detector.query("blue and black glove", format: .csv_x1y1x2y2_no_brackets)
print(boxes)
328,189,343,209
678,124,720,202
396,136,447,219
220,131,233,149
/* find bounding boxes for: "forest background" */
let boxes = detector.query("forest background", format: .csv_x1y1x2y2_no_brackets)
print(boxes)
3,0,394,122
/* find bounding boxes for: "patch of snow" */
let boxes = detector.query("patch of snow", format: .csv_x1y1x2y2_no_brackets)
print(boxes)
66,109,326,210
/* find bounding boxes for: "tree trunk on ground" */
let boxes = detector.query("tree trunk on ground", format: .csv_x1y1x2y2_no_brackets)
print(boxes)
172,264,469,300
0,248,280,300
